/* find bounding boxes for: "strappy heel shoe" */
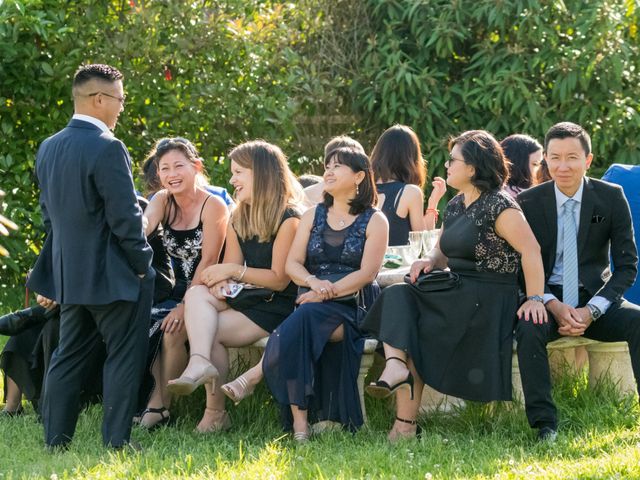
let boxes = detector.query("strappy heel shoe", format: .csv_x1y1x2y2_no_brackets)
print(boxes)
195,408,232,434
292,425,311,443
389,416,422,442
167,353,219,396
138,406,171,432
365,356,414,400
220,375,255,405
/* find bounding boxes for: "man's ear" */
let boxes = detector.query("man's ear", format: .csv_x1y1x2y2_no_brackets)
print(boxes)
585,153,594,170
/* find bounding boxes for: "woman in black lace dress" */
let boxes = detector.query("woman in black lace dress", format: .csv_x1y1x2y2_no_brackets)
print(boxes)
137,138,229,429
224,147,388,439
363,130,547,441
167,140,303,433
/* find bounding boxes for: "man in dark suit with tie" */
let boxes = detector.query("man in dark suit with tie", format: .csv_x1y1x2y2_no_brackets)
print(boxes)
516,121,640,442
27,64,154,449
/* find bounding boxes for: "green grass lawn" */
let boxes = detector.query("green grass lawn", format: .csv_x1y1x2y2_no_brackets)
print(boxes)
1,337,639,479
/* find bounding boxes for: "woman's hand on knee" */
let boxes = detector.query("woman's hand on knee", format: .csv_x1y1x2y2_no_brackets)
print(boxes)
161,303,184,334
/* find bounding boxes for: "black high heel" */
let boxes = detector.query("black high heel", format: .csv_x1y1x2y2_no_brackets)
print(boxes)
365,356,414,400
395,416,422,436
137,406,171,432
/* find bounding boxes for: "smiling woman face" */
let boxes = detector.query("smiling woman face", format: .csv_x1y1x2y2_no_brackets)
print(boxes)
157,149,199,194
229,159,254,203
323,156,362,197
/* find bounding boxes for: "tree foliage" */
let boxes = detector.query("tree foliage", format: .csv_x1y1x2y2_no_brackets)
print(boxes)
354,0,640,180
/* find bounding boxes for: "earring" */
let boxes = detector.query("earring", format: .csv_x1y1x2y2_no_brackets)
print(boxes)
355,183,359,195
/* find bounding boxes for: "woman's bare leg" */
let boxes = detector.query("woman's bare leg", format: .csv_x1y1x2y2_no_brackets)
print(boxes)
2,376,22,412
173,286,228,382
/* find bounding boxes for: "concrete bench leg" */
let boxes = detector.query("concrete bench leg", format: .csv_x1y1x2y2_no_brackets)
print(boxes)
358,350,375,423
586,341,637,396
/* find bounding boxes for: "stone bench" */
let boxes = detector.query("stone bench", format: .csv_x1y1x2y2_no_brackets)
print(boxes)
228,336,379,423
511,337,635,403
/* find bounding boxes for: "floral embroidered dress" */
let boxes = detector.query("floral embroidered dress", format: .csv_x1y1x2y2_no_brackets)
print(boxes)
363,190,521,401
262,203,379,431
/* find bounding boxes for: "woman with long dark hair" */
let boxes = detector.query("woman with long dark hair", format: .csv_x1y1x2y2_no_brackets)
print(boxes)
501,134,543,198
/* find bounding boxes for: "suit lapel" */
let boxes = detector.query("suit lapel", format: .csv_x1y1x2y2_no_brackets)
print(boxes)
541,183,558,270
578,177,594,256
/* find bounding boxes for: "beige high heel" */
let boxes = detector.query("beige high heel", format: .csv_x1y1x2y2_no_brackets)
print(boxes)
195,408,231,434
167,353,219,396
220,375,255,405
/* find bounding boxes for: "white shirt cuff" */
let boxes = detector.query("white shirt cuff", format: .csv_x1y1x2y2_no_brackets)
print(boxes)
588,295,612,314
543,293,558,305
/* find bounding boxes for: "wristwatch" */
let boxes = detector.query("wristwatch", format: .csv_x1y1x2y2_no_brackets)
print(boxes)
527,295,544,303
586,303,603,321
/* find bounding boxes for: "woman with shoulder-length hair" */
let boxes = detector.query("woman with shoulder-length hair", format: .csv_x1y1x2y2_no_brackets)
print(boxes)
371,125,446,244
501,134,543,198
363,130,546,441
167,140,303,433
223,147,388,440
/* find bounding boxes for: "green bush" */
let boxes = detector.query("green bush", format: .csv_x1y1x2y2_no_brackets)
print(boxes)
0,0,327,308
354,0,640,183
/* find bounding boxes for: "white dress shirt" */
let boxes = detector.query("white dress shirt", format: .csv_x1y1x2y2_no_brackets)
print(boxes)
72,113,110,133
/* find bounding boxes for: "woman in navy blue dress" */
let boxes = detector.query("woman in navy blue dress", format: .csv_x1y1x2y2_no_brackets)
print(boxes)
223,147,388,440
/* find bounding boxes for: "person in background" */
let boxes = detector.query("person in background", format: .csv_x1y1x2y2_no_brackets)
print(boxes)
501,134,543,199
370,125,445,245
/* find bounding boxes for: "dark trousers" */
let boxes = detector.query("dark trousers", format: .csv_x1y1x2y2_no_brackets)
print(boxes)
515,286,640,430
41,272,154,447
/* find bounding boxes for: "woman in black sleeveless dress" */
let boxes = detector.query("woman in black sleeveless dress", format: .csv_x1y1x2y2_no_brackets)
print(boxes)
363,131,547,441
136,138,229,430
370,125,446,244
224,147,388,439
167,140,303,433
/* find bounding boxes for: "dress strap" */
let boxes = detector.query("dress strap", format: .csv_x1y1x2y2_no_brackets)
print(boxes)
199,195,213,222
392,184,406,210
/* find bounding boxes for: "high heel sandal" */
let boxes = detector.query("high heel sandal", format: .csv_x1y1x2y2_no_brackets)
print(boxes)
389,416,422,442
292,425,311,443
167,353,219,396
220,375,255,405
365,356,414,400
195,408,231,434
137,406,171,432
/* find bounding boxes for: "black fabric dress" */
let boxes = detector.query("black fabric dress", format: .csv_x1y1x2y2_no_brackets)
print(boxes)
376,181,411,246
262,204,379,431
232,207,300,333
363,190,521,402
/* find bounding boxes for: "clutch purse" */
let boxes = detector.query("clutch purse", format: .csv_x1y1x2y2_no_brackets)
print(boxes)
225,284,276,310
298,272,359,306
403,269,461,292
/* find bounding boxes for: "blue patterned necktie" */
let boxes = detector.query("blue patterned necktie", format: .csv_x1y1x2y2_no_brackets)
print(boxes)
562,199,579,307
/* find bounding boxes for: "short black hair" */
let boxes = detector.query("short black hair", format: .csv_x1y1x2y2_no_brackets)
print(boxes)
501,134,542,189
544,122,591,156
449,130,509,192
73,64,123,88
298,174,323,189
323,147,377,215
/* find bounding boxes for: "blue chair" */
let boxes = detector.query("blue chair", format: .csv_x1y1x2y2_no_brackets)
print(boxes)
602,164,640,304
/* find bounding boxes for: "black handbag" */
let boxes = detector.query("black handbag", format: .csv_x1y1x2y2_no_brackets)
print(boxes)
225,285,276,310
298,272,359,306
404,269,461,292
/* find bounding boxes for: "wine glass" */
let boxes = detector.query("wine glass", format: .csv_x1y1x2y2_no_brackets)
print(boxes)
422,229,439,254
408,231,423,262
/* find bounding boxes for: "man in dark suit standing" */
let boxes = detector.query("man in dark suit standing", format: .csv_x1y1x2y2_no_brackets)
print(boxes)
516,121,640,442
27,64,154,449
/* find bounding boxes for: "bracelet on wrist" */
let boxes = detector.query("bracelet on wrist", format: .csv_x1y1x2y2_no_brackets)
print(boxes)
236,263,248,282
304,274,316,286
426,208,439,222
526,295,544,303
